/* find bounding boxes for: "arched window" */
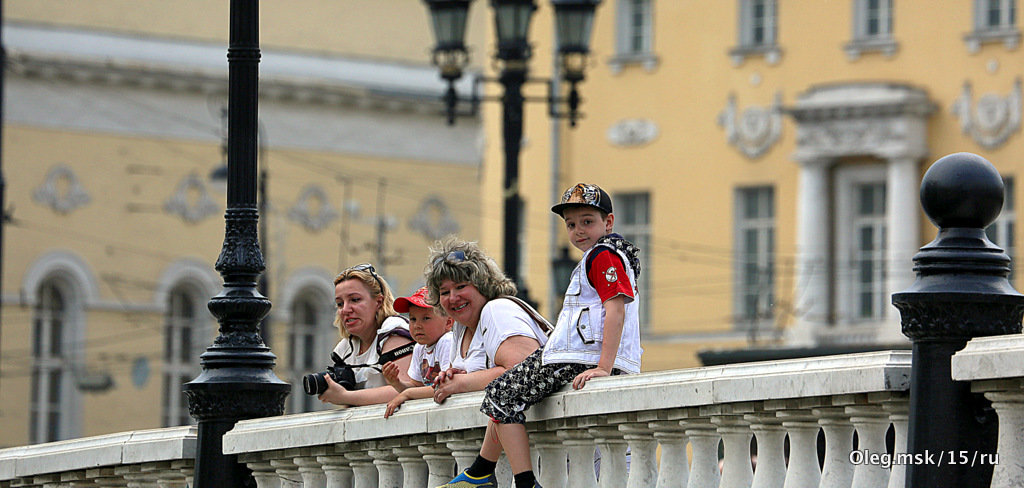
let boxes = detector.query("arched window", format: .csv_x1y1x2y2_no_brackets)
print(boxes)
162,286,206,427
288,293,333,413
31,280,76,443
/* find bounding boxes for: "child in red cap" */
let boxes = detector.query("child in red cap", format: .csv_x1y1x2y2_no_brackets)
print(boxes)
382,286,454,418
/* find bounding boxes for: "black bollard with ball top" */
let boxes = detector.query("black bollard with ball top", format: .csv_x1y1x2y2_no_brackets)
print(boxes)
892,152,1024,487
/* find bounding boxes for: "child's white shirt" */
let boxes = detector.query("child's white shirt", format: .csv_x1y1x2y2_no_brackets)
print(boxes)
407,331,453,386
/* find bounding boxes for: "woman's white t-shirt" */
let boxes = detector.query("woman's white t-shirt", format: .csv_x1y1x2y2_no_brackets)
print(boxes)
407,331,453,386
331,316,410,389
449,322,488,373
449,298,548,371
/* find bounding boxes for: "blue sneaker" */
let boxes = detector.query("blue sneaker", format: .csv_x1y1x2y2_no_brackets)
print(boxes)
435,470,497,488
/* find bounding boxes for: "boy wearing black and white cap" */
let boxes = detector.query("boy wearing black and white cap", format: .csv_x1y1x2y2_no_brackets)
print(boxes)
437,183,642,488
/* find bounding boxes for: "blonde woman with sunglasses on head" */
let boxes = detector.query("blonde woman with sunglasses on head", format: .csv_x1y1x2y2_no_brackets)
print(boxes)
318,263,416,407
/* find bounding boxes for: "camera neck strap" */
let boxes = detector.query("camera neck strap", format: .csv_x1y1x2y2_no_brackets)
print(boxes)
345,341,416,372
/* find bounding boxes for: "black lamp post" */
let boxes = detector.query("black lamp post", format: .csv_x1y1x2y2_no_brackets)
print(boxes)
184,1,289,486
424,0,601,307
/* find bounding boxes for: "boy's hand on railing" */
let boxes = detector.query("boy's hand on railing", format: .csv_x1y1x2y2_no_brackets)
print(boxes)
572,367,610,390
384,391,409,419
382,361,405,392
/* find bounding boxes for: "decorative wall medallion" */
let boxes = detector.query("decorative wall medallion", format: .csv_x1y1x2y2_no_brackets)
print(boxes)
408,196,460,241
718,92,783,159
606,119,659,147
33,164,91,214
952,78,1022,149
163,173,219,223
287,185,338,232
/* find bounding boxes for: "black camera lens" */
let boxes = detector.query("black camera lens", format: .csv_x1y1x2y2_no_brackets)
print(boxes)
302,373,328,396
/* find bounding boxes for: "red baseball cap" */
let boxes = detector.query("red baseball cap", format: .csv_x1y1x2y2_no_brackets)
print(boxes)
394,286,431,313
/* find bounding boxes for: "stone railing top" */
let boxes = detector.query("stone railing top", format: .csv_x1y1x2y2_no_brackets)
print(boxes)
223,350,910,455
0,426,195,480
952,334,1024,382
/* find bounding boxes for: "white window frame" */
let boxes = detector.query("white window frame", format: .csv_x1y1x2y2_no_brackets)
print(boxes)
730,0,782,66
734,186,776,332
834,165,888,326
614,192,651,329
162,285,208,427
31,279,82,443
987,176,1016,285
288,292,335,414
965,0,1020,51
845,0,898,59
610,0,658,73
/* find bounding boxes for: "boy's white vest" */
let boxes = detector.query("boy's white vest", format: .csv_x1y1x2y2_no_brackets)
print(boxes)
542,243,642,373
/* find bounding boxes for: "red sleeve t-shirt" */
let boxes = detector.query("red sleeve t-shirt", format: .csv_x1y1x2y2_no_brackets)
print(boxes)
585,248,635,303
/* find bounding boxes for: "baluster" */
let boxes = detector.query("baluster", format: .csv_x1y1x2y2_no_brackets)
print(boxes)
114,466,149,488
440,431,484,474
495,454,513,488
271,457,303,488
620,419,659,488
847,404,890,488
880,394,909,488
532,429,569,488
557,419,599,488
776,408,821,488
175,460,193,488
395,446,428,488
589,419,629,488
746,411,787,488
344,446,379,488
651,417,690,488
985,388,1024,488
815,407,855,488
91,470,129,488
417,440,456,488
710,406,754,488
317,454,354,488
248,460,281,488
681,417,721,488
295,455,328,488
368,442,403,488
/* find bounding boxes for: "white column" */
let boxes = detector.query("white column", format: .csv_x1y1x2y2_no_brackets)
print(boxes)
745,412,787,488
317,455,354,488
789,159,832,345
533,431,569,488
847,404,891,488
295,456,327,488
368,447,403,488
882,396,910,488
558,424,599,488
271,458,303,488
589,426,628,488
442,432,484,474
779,410,821,488
681,418,721,488
985,389,1024,488
417,443,456,488
650,420,689,488
620,423,659,488
712,414,753,488
815,407,855,488
882,156,919,343
395,447,428,488
343,449,379,488
249,461,282,488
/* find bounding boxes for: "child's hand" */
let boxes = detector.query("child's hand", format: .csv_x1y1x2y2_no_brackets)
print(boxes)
382,361,404,391
384,391,408,418
572,367,610,390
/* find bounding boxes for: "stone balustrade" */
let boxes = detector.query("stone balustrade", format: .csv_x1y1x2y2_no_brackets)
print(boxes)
0,426,195,487
0,351,922,488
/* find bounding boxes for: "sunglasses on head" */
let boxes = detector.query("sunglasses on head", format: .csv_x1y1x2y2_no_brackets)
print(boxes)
433,250,467,266
340,263,384,292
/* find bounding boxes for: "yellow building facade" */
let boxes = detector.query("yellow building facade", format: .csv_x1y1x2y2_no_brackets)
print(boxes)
476,0,1022,366
3,0,1024,447
0,1,488,446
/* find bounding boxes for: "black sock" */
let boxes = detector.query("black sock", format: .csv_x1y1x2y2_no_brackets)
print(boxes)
514,471,537,488
465,456,497,478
